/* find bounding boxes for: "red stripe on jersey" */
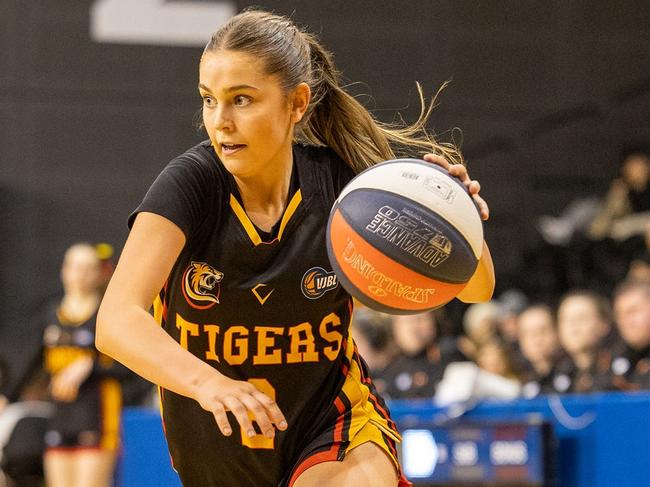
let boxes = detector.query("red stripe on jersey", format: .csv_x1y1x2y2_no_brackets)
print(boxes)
350,351,399,432
339,362,349,377
288,445,340,487
367,391,398,431
333,398,346,443
334,396,346,415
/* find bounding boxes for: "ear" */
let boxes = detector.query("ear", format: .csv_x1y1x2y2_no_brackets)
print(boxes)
289,82,311,124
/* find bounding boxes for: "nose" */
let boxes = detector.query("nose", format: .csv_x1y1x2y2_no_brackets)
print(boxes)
213,104,234,132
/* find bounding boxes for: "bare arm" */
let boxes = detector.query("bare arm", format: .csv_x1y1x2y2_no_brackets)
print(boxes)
96,212,213,397
96,212,286,438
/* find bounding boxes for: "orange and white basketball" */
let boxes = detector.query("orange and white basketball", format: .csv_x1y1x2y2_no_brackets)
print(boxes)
327,159,484,314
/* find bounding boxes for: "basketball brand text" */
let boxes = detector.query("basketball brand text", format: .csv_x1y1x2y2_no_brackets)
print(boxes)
365,206,452,267
342,241,436,303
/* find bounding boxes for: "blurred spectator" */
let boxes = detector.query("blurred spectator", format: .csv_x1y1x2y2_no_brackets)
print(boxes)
459,301,500,359
517,304,562,397
529,145,650,302
608,280,650,390
475,339,520,382
552,290,613,393
382,311,466,400
628,251,650,282
627,222,650,282
589,147,650,241
496,289,528,347
537,197,601,247
351,307,397,396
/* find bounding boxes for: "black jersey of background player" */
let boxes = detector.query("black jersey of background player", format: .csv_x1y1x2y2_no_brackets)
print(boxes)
131,141,362,485
42,304,123,450
42,306,98,377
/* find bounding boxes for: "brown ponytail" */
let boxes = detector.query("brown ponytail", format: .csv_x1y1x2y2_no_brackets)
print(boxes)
205,9,463,173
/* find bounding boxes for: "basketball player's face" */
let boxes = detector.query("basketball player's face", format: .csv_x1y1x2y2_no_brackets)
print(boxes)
60,246,102,295
199,50,306,180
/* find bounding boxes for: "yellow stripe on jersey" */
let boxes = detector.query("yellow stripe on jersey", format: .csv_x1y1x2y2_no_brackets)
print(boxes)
100,378,122,451
277,190,302,241
44,347,94,374
230,190,302,245
153,294,164,325
229,194,263,246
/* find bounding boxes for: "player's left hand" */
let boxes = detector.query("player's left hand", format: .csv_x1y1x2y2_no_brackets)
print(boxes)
50,356,94,402
423,154,490,221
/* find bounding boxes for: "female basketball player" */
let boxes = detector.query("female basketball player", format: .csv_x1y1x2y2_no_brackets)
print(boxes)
97,9,493,486
44,243,122,487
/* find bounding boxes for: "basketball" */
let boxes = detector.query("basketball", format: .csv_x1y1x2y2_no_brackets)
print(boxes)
326,158,484,314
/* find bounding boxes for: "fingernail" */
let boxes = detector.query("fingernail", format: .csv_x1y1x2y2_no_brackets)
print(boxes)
224,428,232,436
265,430,274,438
247,429,255,438
279,421,287,429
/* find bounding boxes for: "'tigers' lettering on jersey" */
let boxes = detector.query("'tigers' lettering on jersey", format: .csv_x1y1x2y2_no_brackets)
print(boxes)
175,312,344,366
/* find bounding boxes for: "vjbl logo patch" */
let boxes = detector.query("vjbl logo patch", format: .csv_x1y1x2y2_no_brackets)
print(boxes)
182,261,224,310
301,267,338,299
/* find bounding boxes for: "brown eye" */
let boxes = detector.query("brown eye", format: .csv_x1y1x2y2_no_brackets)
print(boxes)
202,96,216,108
233,95,252,107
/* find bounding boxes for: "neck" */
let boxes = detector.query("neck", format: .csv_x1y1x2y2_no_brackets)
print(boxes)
235,147,293,232
60,292,100,322
572,351,594,370
531,358,552,376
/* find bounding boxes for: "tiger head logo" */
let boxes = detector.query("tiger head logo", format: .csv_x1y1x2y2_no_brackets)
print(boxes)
182,261,224,310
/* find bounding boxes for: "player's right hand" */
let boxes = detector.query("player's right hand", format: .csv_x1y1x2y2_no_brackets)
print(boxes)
193,373,287,439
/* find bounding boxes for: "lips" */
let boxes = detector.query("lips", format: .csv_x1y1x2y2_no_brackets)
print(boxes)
220,143,246,156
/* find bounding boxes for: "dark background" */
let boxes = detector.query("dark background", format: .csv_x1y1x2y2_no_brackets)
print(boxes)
2,1,650,387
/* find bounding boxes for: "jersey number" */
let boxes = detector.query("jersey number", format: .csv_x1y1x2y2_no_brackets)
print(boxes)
241,378,276,449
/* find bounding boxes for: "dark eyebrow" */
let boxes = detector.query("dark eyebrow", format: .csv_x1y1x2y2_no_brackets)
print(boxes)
198,83,259,93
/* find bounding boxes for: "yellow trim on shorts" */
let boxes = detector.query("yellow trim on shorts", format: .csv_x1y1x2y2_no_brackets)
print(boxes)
100,378,122,451
346,419,400,471
340,334,401,444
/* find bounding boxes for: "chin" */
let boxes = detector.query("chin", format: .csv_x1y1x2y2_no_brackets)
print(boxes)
220,157,252,179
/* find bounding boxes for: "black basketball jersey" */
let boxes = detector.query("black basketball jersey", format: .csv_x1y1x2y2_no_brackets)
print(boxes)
131,141,395,486
42,305,122,450
43,306,98,377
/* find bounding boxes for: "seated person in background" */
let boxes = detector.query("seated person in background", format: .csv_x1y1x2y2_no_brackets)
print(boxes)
474,339,520,382
351,307,398,396
383,311,466,400
553,290,613,393
608,280,650,390
627,222,650,282
589,147,650,241
516,304,562,398
458,301,500,360
496,289,528,350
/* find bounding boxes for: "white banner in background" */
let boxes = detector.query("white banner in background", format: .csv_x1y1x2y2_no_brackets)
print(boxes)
90,0,236,47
